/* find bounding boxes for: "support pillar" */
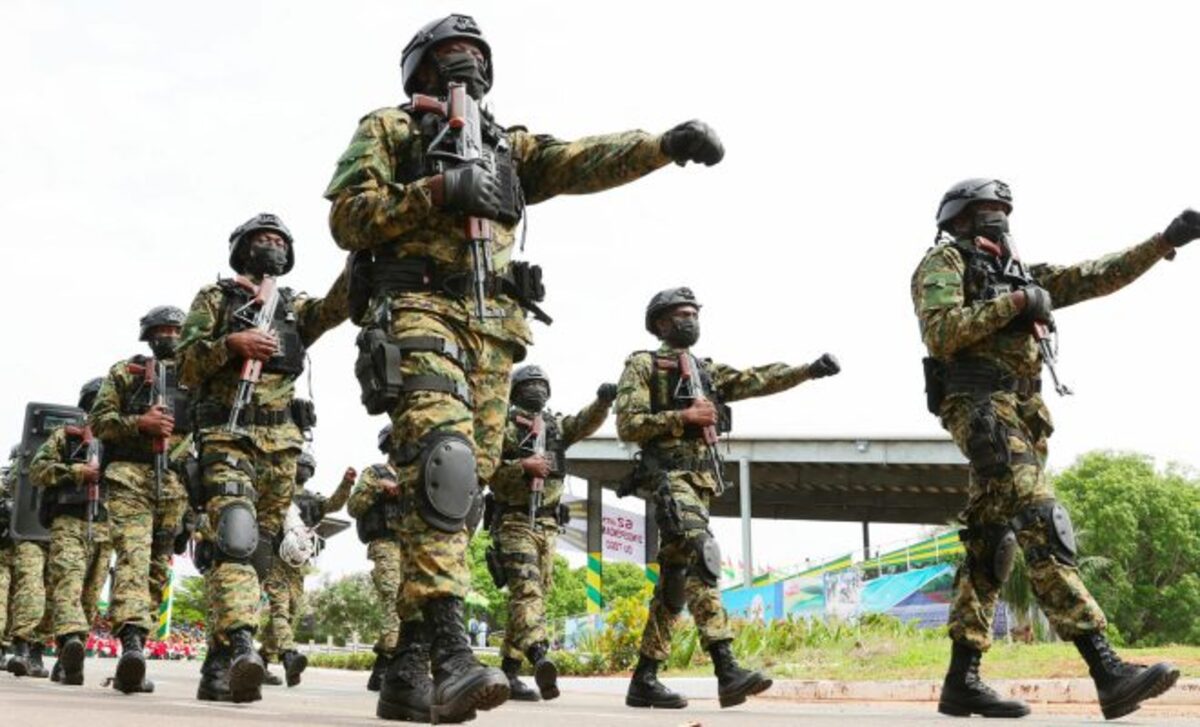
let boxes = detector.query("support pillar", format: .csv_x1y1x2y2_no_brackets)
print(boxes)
644,498,659,590
586,478,603,614
862,521,871,561
739,458,753,588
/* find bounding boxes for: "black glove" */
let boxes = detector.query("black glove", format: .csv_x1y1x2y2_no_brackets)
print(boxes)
808,353,841,379
660,120,724,166
1019,284,1053,324
1164,209,1200,247
596,383,618,403
440,164,502,219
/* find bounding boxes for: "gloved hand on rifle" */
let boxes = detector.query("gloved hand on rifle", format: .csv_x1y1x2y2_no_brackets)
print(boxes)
435,164,503,220
137,405,175,438
680,398,718,427
596,383,618,403
660,120,724,166
808,353,841,379
1016,284,1054,326
1164,209,1200,247
521,455,551,479
71,462,99,486
226,330,278,361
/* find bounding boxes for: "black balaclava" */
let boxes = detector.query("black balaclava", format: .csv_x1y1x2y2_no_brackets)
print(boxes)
513,381,550,412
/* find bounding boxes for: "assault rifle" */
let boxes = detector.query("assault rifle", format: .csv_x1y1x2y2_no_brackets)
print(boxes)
151,359,170,501
676,353,729,495
412,81,499,321
82,428,102,541
525,413,547,526
976,236,1073,396
227,275,281,433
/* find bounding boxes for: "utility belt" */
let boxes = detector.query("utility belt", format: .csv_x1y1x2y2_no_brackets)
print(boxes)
490,500,569,527
923,356,1041,415
616,447,709,498
354,329,474,415
193,402,293,429
44,501,109,525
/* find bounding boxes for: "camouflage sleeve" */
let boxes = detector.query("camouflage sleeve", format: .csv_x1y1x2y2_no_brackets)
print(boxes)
1030,235,1173,310
321,471,356,515
709,361,814,403
29,428,75,489
89,363,142,444
324,109,439,251
347,465,383,518
492,418,524,487
912,245,1022,358
177,285,232,390
295,266,351,348
560,397,611,447
616,353,685,443
510,128,671,206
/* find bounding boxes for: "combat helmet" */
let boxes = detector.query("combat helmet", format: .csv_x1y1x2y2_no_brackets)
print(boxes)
377,423,393,454
644,287,702,336
510,364,551,397
936,178,1013,230
400,14,492,96
296,450,316,485
228,213,294,275
139,305,186,341
79,377,104,412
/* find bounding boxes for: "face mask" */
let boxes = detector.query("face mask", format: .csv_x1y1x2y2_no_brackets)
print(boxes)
436,51,489,99
973,210,1010,244
245,242,289,276
513,382,550,412
664,318,700,348
296,467,314,486
148,336,178,360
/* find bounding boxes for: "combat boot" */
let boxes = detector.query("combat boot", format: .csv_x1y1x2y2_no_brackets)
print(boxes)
57,633,86,686
27,643,50,678
281,649,308,687
197,644,233,702
227,627,265,703
6,638,31,676
367,646,390,692
112,625,148,694
424,597,508,724
625,654,688,709
501,656,539,702
260,651,284,686
377,621,434,722
526,642,559,701
938,641,1030,718
0,644,8,670
709,639,772,707
1075,632,1180,720
51,658,63,683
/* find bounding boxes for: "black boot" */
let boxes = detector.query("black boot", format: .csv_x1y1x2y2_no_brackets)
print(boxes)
227,627,265,703
425,597,508,724
938,641,1030,718
0,644,8,671
260,652,284,686
58,633,86,686
1075,632,1180,720
377,621,434,722
7,639,31,676
51,658,63,683
525,642,559,701
281,649,307,687
367,647,390,692
625,654,687,709
27,643,50,679
113,625,148,694
197,644,233,702
709,640,772,708
502,657,539,702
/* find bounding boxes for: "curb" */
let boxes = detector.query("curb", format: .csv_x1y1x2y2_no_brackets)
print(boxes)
767,677,1200,705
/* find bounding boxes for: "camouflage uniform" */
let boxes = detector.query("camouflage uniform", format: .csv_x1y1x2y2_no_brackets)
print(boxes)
617,344,821,660
177,273,347,637
260,475,353,659
0,464,15,650
89,359,190,635
912,232,1174,650
29,426,112,638
347,463,405,652
8,539,50,644
490,396,610,659
324,108,674,614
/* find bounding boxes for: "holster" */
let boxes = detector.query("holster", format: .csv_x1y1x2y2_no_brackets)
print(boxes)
290,399,318,432
485,545,507,588
922,357,946,415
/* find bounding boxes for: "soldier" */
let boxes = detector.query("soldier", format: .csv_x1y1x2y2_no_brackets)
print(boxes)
178,213,347,703
89,305,191,694
488,366,615,701
0,446,18,669
6,435,52,680
913,179,1198,720
28,377,111,686
324,13,723,724
346,425,405,695
260,452,355,687
617,287,840,710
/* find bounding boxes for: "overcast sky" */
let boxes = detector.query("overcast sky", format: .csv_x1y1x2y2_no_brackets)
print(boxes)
4,1,1199,583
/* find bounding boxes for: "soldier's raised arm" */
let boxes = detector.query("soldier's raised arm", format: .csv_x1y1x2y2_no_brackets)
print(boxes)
295,265,350,348
321,467,357,515
560,383,616,446
711,354,839,404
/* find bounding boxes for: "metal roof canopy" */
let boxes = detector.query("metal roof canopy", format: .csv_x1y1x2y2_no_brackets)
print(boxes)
567,435,969,525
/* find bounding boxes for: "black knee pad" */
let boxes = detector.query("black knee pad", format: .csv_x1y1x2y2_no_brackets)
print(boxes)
411,432,479,533
959,523,1018,585
689,531,722,588
214,502,258,566
1014,499,1077,567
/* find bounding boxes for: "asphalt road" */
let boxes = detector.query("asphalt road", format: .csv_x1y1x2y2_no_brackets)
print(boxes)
2,656,1198,726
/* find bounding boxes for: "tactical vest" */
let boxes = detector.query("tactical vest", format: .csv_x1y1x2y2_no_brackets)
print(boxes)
124,355,192,435
355,464,398,544
292,489,324,529
953,239,1040,336
646,352,731,439
219,279,306,376
45,425,107,517
511,410,566,478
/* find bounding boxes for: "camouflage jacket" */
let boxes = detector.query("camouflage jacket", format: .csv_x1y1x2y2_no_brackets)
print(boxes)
29,425,90,490
177,271,349,453
616,344,816,488
912,233,1172,378
347,462,399,519
323,106,671,346
491,396,611,509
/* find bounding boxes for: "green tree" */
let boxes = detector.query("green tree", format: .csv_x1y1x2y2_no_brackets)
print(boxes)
598,561,648,603
173,575,206,626
304,572,384,645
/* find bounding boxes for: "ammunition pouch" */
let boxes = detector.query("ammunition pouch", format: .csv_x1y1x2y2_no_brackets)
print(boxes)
354,328,472,415
290,399,318,432
1011,499,1077,567
485,545,507,588
959,523,1018,585
923,357,946,415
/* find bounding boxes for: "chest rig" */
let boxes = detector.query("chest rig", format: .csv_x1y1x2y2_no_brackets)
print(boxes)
124,355,192,435
647,353,732,439
219,279,305,376
512,410,566,477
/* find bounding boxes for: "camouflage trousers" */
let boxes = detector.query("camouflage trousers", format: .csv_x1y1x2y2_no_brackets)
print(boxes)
200,436,298,636
941,391,1105,651
368,538,403,653
639,471,732,661
48,514,112,637
496,514,557,659
383,309,517,613
260,558,304,658
9,539,51,642
0,545,12,645
106,462,188,632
